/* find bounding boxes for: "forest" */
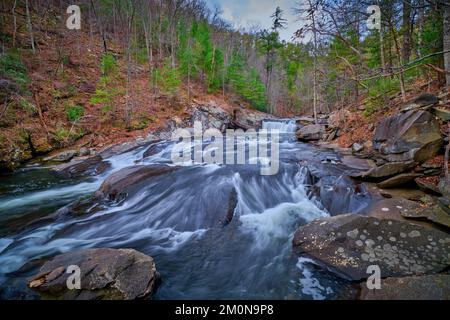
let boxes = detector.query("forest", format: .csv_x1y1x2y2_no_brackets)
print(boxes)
0,0,450,302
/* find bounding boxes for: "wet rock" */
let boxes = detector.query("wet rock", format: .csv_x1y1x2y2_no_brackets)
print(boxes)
44,150,78,162
95,165,178,202
293,214,450,281
310,176,370,215
222,188,238,226
359,274,450,300
373,110,442,164
28,248,159,300
99,141,141,159
296,125,326,141
143,141,166,158
377,173,423,189
361,161,416,179
54,156,111,178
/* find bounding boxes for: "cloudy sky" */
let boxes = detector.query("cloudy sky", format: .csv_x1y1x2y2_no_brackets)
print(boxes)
206,0,303,42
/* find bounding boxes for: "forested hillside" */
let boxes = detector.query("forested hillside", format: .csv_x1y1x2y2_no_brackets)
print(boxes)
0,0,449,170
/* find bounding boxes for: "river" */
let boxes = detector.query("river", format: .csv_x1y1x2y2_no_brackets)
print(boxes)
0,120,370,299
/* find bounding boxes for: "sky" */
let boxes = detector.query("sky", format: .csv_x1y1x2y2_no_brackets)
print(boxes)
206,0,303,42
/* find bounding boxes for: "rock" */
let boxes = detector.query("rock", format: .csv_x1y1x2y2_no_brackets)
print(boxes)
362,161,416,179
28,248,159,300
143,141,166,158
401,204,450,229
352,143,364,153
78,82,96,94
373,110,442,163
401,93,439,112
377,173,423,189
363,141,373,150
293,214,450,281
359,274,450,300
99,142,141,159
190,103,232,131
296,125,326,141
437,197,450,215
95,165,178,202
44,150,78,162
438,178,450,198
78,147,91,157
54,156,111,178
296,116,316,126
431,107,450,121
415,177,442,196
0,79,19,98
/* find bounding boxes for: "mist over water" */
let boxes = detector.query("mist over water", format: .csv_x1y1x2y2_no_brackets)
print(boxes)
0,122,357,300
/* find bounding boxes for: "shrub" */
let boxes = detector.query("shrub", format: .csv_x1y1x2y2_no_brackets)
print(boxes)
0,50,30,89
101,53,117,76
66,105,85,122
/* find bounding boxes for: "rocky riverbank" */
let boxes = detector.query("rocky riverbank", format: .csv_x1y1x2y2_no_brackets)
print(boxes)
292,93,450,299
2,98,449,300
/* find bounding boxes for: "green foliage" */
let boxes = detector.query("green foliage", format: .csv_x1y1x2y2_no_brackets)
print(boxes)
227,53,267,111
66,105,85,122
155,60,181,96
101,53,117,76
363,78,399,116
177,21,225,92
89,88,113,105
53,127,84,145
0,50,30,89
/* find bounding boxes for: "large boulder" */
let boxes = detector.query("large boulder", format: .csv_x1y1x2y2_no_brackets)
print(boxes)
296,124,326,141
373,110,442,163
359,274,450,300
28,248,159,300
293,214,450,281
190,103,233,132
53,156,111,178
95,165,178,202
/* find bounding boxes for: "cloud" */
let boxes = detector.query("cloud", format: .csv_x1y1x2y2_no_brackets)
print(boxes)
208,0,305,42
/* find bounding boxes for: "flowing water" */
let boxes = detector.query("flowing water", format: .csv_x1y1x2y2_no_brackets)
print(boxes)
0,120,370,300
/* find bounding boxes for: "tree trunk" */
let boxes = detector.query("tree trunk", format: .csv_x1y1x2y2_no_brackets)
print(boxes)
417,0,425,57
380,24,386,73
12,0,17,48
402,0,412,63
25,0,36,54
444,3,450,89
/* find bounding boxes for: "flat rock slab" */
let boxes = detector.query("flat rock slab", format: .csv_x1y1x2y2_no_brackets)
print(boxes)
402,205,450,229
293,214,450,281
28,248,159,300
377,173,423,189
361,161,416,179
359,274,450,300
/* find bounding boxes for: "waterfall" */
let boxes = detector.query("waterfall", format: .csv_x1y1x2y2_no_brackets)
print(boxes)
262,119,298,133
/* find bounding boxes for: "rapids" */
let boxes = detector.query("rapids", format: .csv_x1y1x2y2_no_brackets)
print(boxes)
0,121,370,299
